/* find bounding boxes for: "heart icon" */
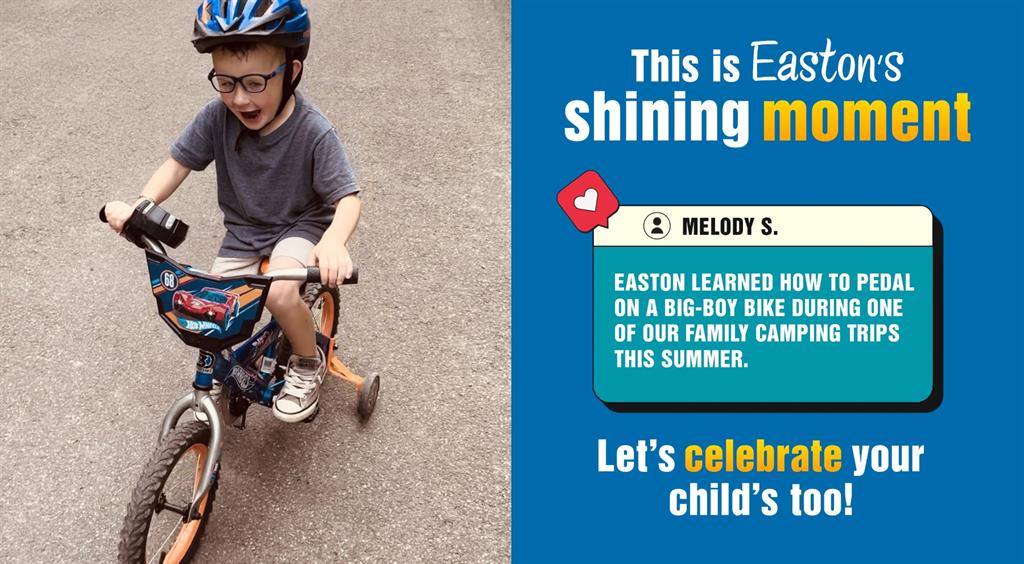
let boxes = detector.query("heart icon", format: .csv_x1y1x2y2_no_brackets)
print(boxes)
556,170,619,232
574,188,598,212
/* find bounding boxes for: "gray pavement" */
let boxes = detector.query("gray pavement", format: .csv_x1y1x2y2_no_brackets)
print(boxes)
0,1,509,562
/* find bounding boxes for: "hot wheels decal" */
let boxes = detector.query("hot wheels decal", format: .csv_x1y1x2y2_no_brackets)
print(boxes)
145,251,270,351
172,287,241,330
229,364,256,391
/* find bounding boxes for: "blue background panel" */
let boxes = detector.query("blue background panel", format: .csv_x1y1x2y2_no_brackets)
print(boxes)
512,1,1023,562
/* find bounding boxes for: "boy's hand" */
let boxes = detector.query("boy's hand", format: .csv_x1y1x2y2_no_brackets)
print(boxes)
103,200,136,233
308,240,353,288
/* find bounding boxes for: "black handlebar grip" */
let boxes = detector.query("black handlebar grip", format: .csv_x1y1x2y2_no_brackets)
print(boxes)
306,267,359,285
100,204,148,249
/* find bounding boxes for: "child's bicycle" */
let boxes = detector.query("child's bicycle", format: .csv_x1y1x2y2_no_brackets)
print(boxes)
100,202,379,563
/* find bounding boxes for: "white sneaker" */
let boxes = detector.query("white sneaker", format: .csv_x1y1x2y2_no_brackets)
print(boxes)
193,382,225,423
272,349,326,423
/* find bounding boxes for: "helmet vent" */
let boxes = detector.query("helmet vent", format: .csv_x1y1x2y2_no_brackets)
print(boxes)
254,0,273,17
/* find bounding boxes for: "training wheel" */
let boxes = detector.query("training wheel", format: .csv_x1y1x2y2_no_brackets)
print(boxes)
357,373,380,420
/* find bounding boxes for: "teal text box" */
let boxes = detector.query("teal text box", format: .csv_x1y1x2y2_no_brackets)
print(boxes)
593,246,936,408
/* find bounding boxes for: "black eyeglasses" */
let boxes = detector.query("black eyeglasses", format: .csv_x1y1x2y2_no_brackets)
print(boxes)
208,63,287,94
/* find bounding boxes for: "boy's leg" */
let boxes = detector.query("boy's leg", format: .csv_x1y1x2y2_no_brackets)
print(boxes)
264,237,317,357
264,259,316,355
264,237,326,422
210,256,262,277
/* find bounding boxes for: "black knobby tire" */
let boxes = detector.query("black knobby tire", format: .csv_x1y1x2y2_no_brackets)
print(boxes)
118,421,219,564
277,283,341,365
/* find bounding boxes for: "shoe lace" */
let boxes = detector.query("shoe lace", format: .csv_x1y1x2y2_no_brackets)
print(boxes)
281,361,319,399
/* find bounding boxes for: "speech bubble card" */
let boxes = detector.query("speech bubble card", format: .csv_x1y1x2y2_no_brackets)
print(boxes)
592,205,942,411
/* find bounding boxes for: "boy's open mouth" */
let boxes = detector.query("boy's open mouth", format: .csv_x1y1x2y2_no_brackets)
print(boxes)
240,110,261,123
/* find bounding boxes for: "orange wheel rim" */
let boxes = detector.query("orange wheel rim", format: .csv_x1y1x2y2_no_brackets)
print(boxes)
316,292,335,337
162,443,210,564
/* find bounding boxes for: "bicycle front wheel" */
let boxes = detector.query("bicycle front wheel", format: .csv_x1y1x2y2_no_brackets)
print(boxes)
118,421,218,564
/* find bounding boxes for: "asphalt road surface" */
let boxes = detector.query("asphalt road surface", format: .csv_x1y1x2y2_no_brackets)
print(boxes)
0,2,509,562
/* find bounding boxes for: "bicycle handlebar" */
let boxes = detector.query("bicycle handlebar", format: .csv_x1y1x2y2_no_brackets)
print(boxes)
100,204,358,285
264,266,358,284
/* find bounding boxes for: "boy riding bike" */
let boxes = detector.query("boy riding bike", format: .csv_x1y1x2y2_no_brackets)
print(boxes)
105,0,359,423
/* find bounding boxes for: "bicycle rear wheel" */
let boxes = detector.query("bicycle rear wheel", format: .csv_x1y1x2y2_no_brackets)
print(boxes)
118,421,218,564
306,283,340,339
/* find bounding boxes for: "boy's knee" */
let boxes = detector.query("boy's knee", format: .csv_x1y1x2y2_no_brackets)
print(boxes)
265,281,302,314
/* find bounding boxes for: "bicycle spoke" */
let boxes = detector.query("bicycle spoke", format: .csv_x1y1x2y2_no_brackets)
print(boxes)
310,297,324,333
150,522,182,564
146,449,200,562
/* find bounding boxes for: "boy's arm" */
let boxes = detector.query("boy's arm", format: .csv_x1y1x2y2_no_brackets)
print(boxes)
138,156,192,205
104,157,192,233
310,194,362,287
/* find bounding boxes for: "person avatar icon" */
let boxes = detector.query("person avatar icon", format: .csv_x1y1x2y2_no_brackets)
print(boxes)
644,212,670,240
650,217,664,235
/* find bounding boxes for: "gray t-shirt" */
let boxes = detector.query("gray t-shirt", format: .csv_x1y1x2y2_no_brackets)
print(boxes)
171,94,358,257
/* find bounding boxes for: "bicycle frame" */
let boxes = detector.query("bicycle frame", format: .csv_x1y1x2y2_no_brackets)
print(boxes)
156,321,281,520
156,302,337,521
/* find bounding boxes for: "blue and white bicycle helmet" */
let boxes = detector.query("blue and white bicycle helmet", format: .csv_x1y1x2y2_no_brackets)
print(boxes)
192,0,311,58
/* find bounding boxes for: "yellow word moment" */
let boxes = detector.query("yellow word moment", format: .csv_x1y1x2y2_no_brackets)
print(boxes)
764,92,971,142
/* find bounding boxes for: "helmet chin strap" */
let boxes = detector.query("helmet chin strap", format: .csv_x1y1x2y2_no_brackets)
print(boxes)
235,55,303,152
266,56,300,129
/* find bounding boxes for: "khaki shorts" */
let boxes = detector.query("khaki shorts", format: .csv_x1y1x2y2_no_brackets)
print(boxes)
210,237,315,276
